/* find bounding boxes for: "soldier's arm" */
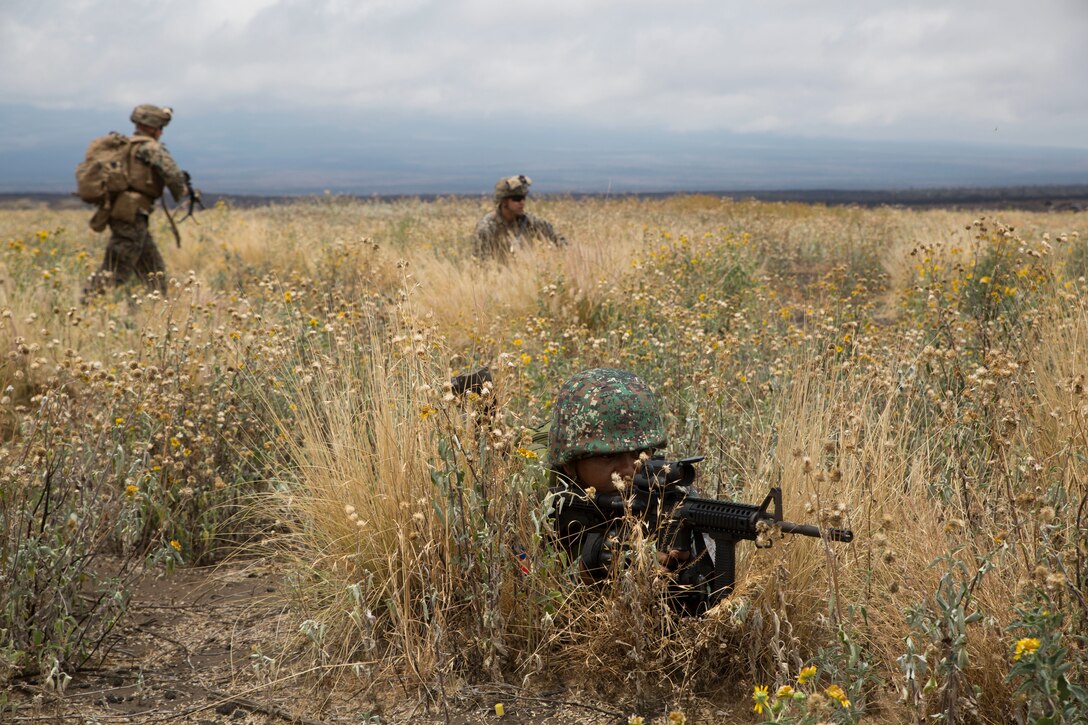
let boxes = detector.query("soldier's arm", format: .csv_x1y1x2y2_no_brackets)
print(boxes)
472,215,495,260
141,143,187,202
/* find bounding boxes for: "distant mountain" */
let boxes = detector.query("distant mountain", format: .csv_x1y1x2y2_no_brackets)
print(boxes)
3,104,1087,196
4,185,1087,212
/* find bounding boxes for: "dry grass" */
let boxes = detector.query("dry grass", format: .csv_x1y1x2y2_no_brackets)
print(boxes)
1,197,1086,722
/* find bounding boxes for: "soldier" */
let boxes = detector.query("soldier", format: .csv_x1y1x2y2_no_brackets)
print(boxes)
83,104,187,301
547,368,691,578
472,175,567,262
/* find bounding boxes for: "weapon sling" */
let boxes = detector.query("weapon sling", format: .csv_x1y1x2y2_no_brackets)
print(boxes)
160,197,182,248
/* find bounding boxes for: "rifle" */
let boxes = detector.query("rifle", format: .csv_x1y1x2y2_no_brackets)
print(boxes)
551,456,853,614
159,171,203,248
176,171,205,223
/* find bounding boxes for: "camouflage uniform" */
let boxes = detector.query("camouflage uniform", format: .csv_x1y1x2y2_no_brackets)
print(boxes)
84,105,186,299
472,175,567,263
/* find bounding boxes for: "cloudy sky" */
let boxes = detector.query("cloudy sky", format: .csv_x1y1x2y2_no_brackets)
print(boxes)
2,0,1087,194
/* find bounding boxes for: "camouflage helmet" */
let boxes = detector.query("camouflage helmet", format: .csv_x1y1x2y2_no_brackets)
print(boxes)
494,174,531,203
548,368,667,468
130,104,173,130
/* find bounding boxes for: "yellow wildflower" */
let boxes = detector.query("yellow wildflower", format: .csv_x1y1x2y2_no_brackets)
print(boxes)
125,485,139,497
420,405,437,420
1014,637,1040,661
667,711,686,725
169,540,181,552
798,665,817,685
825,684,850,708
752,684,769,714
775,684,795,698
516,447,538,459
520,353,532,365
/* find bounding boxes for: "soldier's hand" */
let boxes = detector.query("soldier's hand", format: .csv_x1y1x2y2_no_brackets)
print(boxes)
657,548,692,571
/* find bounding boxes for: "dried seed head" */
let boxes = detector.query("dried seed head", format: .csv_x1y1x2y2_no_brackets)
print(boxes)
1045,572,1067,591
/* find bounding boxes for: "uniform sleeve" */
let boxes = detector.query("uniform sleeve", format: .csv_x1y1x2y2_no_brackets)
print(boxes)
139,142,188,202
472,214,496,260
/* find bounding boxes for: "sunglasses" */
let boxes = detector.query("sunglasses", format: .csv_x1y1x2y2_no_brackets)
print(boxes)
507,195,526,202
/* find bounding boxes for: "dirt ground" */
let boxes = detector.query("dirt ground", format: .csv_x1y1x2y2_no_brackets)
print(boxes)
6,560,747,724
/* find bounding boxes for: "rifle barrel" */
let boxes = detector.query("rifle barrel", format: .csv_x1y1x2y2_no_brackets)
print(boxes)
779,521,854,543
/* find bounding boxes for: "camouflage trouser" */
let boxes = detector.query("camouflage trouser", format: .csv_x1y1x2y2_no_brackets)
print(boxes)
83,215,167,300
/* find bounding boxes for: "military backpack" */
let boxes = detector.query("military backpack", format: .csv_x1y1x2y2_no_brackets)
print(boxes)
75,132,133,205
75,133,163,230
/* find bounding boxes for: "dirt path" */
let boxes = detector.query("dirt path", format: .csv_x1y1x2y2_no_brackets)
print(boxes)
8,560,745,724
9,560,325,724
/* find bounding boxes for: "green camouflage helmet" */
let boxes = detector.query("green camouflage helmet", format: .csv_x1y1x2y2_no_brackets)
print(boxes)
548,368,667,468
494,174,531,203
130,104,173,129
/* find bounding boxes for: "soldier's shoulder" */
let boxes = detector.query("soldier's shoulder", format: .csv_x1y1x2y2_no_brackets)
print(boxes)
133,137,166,157
475,211,500,230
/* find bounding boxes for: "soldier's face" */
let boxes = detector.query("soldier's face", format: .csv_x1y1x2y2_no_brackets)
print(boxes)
502,196,526,216
567,451,642,494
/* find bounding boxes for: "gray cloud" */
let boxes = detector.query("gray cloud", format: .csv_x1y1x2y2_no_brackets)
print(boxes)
3,0,1086,147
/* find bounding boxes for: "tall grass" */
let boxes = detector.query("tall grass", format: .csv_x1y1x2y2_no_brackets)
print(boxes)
0,197,1085,722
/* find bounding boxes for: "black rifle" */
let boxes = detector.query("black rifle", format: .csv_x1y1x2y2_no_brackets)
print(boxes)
177,171,204,223
551,456,853,613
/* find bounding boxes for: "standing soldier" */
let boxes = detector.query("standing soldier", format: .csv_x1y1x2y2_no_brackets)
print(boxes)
472,175,568,263
82,104,187,301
